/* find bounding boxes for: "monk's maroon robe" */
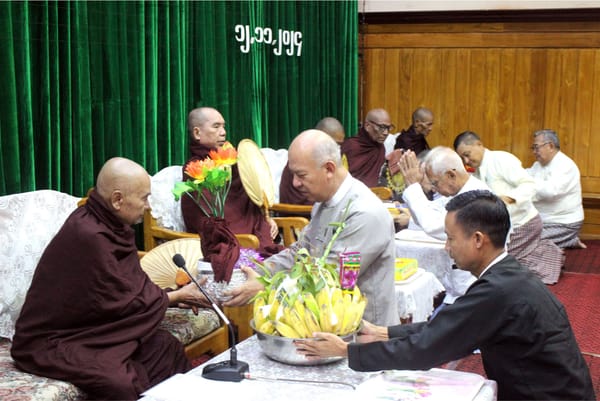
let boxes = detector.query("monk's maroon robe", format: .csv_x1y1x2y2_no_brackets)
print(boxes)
341,127,386,187
182,142,284,258
279,163,311,205
11,190,190,400
394,125,430,156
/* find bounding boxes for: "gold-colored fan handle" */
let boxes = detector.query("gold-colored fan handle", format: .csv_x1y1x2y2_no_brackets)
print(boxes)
262,192,270,217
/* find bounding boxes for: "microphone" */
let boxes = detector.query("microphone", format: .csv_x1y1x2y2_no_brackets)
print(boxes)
172,253,249,382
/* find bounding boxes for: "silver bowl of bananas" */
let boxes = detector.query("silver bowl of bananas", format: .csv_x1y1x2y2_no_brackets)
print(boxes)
250,319,357,366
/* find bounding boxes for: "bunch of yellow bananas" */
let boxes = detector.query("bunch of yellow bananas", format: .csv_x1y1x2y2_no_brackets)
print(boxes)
253,285,366,338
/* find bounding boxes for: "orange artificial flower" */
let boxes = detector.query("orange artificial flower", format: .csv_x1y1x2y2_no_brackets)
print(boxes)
174,141,238,218
209,141,238,166
185,158,216,182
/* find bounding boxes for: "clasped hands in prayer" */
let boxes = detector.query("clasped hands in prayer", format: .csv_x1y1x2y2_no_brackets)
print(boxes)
397,150,424,186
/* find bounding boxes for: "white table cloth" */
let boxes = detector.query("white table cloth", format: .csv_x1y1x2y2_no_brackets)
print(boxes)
140,336,497,401
395,268,445,322
395,229,476,303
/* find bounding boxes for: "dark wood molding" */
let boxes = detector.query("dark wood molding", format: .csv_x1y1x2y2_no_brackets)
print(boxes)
358,8,600,25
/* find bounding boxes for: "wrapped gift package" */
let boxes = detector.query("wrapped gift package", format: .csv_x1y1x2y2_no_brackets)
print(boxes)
339,251,360,289
395,257,418,281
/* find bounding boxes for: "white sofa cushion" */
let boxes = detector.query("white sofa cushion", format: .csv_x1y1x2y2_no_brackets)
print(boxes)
149,165,186,231
0,190,80,340
260,148,288,204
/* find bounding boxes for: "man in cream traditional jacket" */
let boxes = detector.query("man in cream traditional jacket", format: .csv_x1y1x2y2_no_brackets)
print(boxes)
526,129,585,249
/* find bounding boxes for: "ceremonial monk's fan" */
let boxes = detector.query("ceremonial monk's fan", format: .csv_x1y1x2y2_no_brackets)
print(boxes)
237,139,275,215
140,238,203,289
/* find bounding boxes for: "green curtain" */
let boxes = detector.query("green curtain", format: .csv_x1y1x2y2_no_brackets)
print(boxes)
0,0,358,197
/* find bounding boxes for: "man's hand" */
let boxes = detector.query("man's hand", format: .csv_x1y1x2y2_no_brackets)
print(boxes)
398,150,423,186
392,209,410,229
357,320,389,343
223,265,264,306
294,332,349,360
168,277,211,313
267,217,279,239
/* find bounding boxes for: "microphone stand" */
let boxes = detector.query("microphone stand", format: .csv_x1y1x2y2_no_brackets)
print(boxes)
173,255,249,382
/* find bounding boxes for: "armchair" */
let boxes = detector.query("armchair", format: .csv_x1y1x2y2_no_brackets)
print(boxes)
0,190,87,400
271,202,313,218
271,216,309,247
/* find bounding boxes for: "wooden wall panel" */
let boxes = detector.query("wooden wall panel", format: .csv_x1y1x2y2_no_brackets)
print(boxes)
359,20,600,238
574,50,595,175
590,52,600,178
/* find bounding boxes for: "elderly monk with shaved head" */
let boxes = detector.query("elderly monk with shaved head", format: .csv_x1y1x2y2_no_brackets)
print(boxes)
226,130,398,326
341,108,394,187
12,157,210,400
182,107,283,257
394,107,434,155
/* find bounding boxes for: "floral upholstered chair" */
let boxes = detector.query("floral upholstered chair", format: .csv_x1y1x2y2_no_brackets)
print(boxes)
0,190,86,400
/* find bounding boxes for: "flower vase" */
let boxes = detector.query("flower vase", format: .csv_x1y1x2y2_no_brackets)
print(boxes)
198,216,240,283
197,260,247,302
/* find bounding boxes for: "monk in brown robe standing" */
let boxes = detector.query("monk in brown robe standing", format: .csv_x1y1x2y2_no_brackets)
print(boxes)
11,157,207,400
279,116,346,205
341,108,394,187
181,107,283,257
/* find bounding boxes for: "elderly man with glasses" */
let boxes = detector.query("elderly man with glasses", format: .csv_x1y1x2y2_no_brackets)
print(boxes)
526,129,585,249
341,108,395,187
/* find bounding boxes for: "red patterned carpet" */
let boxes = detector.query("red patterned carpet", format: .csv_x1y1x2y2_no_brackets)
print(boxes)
551,272,600,355
563,240,600,274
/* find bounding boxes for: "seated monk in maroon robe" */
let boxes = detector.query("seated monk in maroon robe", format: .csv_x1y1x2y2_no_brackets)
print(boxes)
394,107,434,156
341,108,393,188
279,162,310,205
182,107,284,258
280,117,345,205
11,158,209,401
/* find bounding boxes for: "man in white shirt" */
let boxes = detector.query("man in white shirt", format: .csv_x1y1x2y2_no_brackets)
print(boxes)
400,146,489,240
454,131,564,284
398,146,489,303
526,129,585,249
